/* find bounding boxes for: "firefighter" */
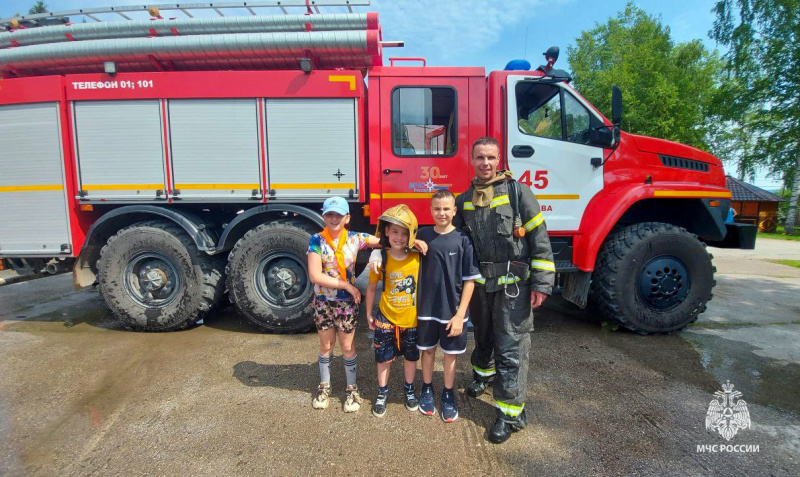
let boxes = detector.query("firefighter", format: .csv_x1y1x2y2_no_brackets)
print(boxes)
454,136,555,444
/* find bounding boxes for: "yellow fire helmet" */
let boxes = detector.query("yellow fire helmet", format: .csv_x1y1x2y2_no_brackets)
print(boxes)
376,204,418,248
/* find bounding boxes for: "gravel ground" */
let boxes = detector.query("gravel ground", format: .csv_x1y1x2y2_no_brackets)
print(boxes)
1,238,799,476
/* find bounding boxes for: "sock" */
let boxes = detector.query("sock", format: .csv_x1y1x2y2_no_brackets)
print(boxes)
378,385,389,396
422,382,433,390
344,355,358,387
318,354,332,385
404,381,415,393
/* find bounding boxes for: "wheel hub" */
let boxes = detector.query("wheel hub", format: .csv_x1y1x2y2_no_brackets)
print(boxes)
254,253,310,307
140,267,169,291
638,256,691,310
124,253,180,308
270,267,297,291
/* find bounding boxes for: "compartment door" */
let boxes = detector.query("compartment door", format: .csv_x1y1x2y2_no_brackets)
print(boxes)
0,102,71,256
265,98,357,199
74,100,166,200
169,99,262,200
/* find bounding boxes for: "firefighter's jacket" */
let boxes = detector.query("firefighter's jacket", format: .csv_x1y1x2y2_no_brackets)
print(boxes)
455,178,555,295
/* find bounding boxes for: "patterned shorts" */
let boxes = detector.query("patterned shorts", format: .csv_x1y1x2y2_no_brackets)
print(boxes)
373,311,419,363
312,296,359,333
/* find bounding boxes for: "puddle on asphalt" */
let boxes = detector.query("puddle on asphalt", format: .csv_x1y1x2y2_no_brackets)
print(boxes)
594,324,800,415
1,298,314,339
682,331,800,415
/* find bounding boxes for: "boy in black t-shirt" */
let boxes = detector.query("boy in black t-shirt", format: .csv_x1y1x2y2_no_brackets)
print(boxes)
368,190,480,422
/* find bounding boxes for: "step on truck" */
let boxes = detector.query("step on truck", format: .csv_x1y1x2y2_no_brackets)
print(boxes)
0,2,756,333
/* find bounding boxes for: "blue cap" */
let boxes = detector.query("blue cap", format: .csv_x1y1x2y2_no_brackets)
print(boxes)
322,196,349,216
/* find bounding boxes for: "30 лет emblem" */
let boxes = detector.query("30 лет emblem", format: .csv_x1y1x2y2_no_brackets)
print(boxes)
705,381,751,441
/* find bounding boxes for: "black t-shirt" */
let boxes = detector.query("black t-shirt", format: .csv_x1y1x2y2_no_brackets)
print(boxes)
416,227,481,323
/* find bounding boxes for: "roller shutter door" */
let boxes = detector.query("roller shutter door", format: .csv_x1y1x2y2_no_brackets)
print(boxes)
0,102,71,255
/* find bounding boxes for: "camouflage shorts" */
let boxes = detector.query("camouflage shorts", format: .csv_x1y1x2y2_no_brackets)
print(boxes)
312,296,359,333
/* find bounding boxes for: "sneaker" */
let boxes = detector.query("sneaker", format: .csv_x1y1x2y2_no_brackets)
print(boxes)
441,390,458,423
312,383,331,410
404,384,419,411
419,385,435,416
372,389,388,417
465,380,489,398
343,385,363,413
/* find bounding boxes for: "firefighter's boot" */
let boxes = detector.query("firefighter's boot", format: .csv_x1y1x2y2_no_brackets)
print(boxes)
465,379,489,398
488,409,526,444
488,418,512,444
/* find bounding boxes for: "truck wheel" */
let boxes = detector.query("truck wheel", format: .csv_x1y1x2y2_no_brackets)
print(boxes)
589,222,715,334
97,220,224,331
226,220,314,333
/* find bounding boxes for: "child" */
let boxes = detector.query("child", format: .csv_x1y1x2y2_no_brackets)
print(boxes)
307,196,380,413
415,190,480,422
365,204,422,418
369,190,480,422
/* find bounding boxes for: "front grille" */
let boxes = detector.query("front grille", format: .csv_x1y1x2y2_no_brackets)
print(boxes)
659,154,709,172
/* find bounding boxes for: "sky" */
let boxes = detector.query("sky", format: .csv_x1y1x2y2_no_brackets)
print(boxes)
1,0,783,189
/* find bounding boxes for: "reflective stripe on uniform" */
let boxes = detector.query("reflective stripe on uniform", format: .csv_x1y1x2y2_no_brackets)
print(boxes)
473,365,496,377
523,212,544,231
531,259,556,272
494,399,525,417
463,202,475,211
490,195,510,208
497,275,522,285
474,274,524,285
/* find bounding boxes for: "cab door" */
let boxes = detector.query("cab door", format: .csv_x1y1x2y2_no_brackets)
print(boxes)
378,78,470,222
506,76,606,231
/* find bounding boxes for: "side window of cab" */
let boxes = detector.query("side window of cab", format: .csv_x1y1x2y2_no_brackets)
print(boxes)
391,87,457,157
516,82,594,145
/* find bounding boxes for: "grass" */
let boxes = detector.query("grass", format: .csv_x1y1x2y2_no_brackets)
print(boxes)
758,225,800,242
766,259,800,269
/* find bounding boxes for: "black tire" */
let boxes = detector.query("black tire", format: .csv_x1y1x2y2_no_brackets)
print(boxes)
97,220,224,331
226,220,315,333
589,222,715,334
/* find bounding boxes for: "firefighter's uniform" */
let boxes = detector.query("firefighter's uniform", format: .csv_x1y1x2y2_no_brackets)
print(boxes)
455,175,555,424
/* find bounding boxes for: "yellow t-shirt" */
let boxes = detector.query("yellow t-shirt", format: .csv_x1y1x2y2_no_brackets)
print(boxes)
369,251,420,328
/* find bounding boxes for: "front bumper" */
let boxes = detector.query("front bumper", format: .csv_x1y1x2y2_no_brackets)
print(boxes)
705,223,757,249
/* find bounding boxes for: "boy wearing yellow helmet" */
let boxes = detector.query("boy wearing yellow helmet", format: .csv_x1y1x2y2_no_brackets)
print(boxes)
365,204,422,418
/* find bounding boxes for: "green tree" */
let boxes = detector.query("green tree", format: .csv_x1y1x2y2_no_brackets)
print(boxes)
567,3,720,150
711,0,800,234
28,1,47,14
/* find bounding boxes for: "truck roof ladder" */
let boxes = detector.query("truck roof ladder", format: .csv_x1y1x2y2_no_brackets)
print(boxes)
1,1,371,31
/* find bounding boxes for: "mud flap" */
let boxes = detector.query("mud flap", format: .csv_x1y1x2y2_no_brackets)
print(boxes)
562,271,591,309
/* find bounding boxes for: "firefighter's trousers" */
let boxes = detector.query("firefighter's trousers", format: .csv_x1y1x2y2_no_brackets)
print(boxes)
469,281,532,420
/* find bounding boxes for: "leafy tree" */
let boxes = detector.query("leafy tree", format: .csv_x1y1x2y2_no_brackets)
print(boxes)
28,1,47,14
567,3,721,150
711,0,800,234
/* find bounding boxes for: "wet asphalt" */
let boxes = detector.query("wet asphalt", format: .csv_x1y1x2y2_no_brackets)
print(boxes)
1,239,799,476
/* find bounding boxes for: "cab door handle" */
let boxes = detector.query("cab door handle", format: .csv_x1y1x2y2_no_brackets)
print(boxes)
383,169,402,174
512,145,535,158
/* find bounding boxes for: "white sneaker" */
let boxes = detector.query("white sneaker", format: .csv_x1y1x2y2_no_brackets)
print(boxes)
312,383,331,410
343,385,363,413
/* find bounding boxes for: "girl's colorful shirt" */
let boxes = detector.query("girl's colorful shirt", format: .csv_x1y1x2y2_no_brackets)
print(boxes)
308,231,371,301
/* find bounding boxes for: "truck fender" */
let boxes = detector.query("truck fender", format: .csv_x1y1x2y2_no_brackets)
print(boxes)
572,184,729,271
215,204,325,253
73,206,218,289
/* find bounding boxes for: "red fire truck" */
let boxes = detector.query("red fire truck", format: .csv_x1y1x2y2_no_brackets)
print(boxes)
0,2,755,334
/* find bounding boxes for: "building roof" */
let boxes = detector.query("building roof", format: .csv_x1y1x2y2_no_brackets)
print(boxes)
726,175,785,202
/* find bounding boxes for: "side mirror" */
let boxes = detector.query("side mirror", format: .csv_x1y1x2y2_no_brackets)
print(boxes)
589,126,614,148
611,85,622,126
